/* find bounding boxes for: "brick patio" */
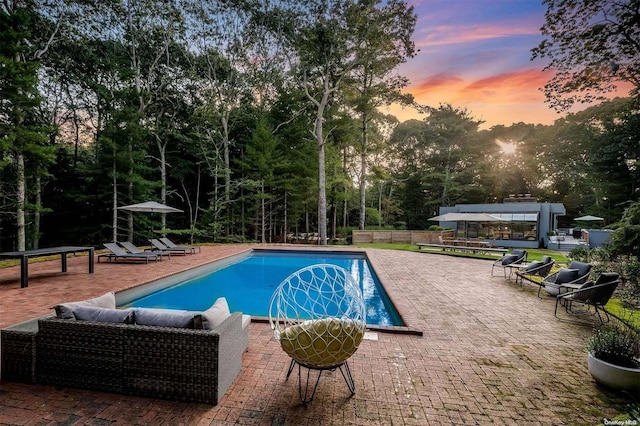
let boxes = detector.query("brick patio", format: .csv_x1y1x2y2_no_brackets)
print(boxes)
0,245,631,425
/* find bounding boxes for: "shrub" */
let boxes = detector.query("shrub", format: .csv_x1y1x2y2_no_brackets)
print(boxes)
620,260,640,308
569,246,590,262
587,323,640,368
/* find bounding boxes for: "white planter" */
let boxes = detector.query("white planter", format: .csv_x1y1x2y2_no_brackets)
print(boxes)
588,352,640,391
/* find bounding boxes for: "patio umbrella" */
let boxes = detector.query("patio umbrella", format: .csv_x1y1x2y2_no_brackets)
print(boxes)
118,201,183,214
575,215,604,221
118,201,183,238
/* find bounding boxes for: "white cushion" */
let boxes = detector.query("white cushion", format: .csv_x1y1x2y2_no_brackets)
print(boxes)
198,297,231,330
242,314,251,330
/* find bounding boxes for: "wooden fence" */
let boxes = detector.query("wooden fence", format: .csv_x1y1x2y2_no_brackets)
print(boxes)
352,230,455,245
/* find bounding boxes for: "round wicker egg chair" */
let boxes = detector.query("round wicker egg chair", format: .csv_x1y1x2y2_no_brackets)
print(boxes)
268,264,367,403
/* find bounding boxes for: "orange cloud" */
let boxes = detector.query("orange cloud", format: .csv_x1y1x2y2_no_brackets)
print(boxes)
385,68,562,128
458,68,550,104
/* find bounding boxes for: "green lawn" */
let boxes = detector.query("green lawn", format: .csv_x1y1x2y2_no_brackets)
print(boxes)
352,242,568,263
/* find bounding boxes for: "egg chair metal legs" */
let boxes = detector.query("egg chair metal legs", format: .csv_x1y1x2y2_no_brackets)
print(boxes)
286,359,356,403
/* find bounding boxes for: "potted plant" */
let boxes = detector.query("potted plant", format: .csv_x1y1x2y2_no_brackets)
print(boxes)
587,322,640,391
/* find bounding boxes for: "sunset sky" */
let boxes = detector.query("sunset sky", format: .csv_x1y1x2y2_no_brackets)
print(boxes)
386,0,580,129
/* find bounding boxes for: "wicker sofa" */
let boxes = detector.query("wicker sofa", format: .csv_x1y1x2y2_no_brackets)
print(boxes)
1,294,249,405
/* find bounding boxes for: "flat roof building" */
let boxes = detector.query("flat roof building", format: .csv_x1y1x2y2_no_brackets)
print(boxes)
437,198,566,249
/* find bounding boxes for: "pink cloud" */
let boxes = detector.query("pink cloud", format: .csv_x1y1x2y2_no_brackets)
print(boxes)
417,23,540,48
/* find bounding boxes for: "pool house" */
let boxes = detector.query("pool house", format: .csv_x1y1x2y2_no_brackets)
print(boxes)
436,196,566,249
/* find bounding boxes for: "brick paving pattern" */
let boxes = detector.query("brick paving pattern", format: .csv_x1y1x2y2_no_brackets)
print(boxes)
0,245,630,425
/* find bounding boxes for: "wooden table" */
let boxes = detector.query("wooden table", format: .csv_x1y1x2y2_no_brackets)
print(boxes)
0,246,95,288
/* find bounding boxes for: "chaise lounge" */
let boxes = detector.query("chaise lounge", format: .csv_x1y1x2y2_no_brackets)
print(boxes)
98,242,162,263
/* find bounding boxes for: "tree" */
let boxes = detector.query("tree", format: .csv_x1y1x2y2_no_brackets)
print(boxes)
0,1,61,250
292,0,359,245
532,0,640,111
346,0,416,230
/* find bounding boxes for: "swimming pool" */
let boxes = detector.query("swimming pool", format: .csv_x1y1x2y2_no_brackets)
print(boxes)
123,250,404,327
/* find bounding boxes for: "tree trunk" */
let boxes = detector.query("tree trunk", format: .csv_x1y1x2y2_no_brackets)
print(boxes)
260,179,266,243
112,156,118,243
156,135,168,233
33,176,41,249
315,88,330,245
359,116,368,230
16,152,26,251
127,143,134,241
283,191,288,243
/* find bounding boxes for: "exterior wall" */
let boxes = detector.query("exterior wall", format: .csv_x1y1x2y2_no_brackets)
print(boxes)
585,229,613,249
352,230,455,244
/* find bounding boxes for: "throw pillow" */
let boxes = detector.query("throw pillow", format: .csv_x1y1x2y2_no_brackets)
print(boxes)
555,268,579,284
134,308,196,328
54,291,117,319
523,261,542,273
501,254,519,265
195,297,231,330
73,306,135,324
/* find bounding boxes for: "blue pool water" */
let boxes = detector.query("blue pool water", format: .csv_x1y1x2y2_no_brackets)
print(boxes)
127,250,404,327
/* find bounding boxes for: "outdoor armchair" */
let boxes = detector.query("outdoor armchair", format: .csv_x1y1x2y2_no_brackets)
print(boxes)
554,272,620,325
491,249,527,278
539,260,592,298
515,255,555,286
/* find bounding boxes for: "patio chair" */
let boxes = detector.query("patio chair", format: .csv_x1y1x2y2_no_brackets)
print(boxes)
159,237,200,254
268,264,367,403
148,238,190,255
554,273,620,325
119,241,170,260
491,249,527,278
515,255,555,286
539,260,592,298
98,243,161,264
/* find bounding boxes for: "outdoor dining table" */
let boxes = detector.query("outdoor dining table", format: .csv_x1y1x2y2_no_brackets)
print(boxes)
0,246,95,288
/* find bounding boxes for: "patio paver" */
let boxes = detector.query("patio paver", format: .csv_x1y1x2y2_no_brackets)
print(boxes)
0,245,631,425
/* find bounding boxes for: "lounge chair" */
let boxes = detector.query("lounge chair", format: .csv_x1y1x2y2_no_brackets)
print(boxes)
554,272,620,325
539,260,592,298
515,255,555,286
98,243,161,263
491,249,527,278
159,237,200,254
149,238,190,255
119,241,170,260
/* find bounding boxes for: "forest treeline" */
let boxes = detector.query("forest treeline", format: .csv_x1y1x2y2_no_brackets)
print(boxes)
1,0,638,250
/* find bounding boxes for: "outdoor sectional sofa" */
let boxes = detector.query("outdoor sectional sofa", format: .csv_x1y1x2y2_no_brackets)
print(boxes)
0,292,250,405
